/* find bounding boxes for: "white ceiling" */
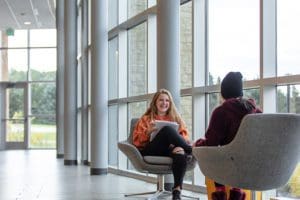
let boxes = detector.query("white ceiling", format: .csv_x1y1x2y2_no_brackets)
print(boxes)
0,0,56,31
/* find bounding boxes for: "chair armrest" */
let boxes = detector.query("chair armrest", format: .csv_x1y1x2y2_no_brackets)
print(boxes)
118,140,145,172
192,146,237,186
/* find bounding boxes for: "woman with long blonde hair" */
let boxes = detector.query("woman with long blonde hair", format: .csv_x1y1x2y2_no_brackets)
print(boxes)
133,89,192,200
144,89,183,123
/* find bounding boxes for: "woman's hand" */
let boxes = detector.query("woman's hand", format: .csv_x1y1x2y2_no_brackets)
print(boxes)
146,121,157,136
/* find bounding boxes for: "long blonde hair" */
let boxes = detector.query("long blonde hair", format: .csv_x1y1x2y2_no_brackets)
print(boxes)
144,89,183,124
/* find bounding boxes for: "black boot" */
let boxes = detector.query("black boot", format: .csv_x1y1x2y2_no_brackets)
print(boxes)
172,189,181,200
228,188,246,200
211,190,227,200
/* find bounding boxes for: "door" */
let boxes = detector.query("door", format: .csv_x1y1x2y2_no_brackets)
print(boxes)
3,83,28,149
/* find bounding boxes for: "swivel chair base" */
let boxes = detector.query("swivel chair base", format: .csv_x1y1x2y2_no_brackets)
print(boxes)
124,175,199,199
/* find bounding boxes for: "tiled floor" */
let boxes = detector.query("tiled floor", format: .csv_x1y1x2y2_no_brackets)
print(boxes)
0,150,206,200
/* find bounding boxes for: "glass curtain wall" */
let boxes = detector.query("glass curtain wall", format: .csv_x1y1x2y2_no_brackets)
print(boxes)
103,0,300,198
0,29,57,148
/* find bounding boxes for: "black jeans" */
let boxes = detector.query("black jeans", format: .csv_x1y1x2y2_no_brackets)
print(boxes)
140,126,192,188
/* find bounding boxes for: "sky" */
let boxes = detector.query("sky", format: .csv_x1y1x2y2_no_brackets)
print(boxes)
208,0,300,82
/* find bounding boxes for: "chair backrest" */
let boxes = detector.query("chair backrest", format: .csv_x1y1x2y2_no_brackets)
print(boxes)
214,113,300,190
127,118,139,144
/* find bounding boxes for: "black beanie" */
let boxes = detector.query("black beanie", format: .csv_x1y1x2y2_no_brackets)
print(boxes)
221,72,243,99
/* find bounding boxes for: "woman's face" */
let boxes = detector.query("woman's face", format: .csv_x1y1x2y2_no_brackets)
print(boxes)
155,93,170,115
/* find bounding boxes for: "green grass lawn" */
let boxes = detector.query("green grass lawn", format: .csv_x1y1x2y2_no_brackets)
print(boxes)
30,124,56,148
7,123,56,148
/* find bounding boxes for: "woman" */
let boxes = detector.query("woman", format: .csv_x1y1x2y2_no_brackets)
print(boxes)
194,72,262,200
133,88,192,200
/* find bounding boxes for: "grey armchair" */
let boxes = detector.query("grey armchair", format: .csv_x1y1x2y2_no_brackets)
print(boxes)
192,113,300,191
118,118,198,199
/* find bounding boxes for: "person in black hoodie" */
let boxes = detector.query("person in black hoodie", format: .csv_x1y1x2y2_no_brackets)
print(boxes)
194,72,262,200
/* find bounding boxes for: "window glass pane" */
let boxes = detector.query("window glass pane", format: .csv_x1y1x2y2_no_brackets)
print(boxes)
29,116,56,148
180,2,192,89
77,60,82,108
277,0,300,76
88,49,92,104
208,89,260,117
108,0,118,30
148,0,156,7
8,88,24,118
88,0,92,45
77,7,82,55
6,119,24,142
243,88,260,108
208,93,221,118
181,96,193,183
1,49,28,81
30,48,56,81
77,111,82,156
109,37,118,99
31,83,56,115
7,30,28,48
277,86,288,113
180,96,192,139
128,0,147,19
128,101,147,170
289,85,300,113
108,105,118,167
128,23,147,96
29,29,56,47
6,88,25,142
128,101,147,129
208,0,259,84
277,85,300,114
289,94,300,200
284,164,300,198
276,85,300,198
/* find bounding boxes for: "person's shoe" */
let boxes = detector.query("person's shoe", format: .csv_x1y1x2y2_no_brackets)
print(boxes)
228,188,246,200
172,189,181,200
211,190,227,200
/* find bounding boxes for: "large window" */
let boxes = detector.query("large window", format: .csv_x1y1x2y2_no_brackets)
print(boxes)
0,29,57,149
105,1,300,198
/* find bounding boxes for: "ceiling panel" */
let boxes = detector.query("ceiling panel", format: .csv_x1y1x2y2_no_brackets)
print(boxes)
0,0,55,31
